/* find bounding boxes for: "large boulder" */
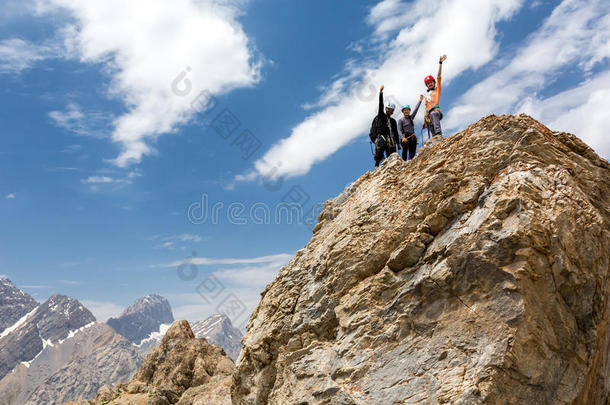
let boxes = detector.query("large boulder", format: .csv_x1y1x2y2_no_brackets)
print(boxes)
232,114,610,404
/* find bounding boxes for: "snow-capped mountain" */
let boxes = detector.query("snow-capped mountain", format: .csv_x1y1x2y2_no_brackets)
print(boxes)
0,280,144,404
0,322,143,404
106,294,174,344
191,314,242,360
0,292,95,380
0,277,38,335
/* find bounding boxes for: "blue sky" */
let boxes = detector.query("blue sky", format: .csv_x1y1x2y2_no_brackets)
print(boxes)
1,0,608,325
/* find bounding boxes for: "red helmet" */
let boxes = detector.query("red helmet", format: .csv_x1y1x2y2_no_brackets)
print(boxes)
424,75,435,85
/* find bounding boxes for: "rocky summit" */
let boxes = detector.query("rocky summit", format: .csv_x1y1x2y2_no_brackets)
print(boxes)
107,294,174,344
192,314,243,361
0,293,95,381
0,278,38,334
232,114,610,404
76,320,235,405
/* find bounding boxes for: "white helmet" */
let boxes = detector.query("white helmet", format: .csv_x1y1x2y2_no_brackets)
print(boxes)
385,102,396,110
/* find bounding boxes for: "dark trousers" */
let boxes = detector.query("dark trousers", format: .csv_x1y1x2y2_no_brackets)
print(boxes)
374,136,396,167
401,137,417,161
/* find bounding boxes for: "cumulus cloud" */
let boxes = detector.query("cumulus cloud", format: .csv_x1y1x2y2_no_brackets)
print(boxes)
521,71,610,158
32,0,261,166
238,0,609,182
237,0,525,182
5,193,15,199
444,0,610,151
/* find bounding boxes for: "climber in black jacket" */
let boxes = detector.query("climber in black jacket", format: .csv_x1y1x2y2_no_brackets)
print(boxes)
369,85,399,167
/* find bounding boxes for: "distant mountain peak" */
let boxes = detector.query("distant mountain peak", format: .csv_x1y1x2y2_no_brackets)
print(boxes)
191,314,242,360
107,294,174,344
0,278,38,335
120,293,169,317
82,320,235,404
0,293,95,380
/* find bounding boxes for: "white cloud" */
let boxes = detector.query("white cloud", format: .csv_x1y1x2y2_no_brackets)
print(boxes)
81,176,116,184
236,0,524,182
521,71,610,158
151,233,203,250
80,300,123,322
0,38,54,73
444,0,610,135
80,170,141,191
5,193,15,199
163,253,293,268
165,253,291,326
443,0,610,158
0,0,37,22
213,263,282,287
32,0,261,166
60,144,81,153
48,103,110,138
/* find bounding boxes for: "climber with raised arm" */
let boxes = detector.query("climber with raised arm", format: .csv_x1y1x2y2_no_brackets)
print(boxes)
423,54,447,141
369,85,400,167
398,94,424,161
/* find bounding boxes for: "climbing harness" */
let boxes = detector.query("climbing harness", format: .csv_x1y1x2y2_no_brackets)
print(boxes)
423,105,442,142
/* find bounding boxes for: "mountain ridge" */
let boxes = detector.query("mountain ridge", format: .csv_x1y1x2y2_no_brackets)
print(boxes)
0,293,96,381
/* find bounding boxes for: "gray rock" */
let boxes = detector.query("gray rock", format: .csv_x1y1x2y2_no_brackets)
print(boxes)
0,323,142,405
192,314,243,361
107,294,174,344
231,114,610,404
78,320,235,405
0,278,38,335
0,294,95,380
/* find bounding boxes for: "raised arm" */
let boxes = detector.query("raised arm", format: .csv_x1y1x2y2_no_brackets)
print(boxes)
411,95,423,119
378,85,385,117
437,54,447,80
436,55,446,100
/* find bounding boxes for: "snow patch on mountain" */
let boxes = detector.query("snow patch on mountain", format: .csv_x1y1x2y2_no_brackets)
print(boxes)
0,306,38,339
134,323,172,348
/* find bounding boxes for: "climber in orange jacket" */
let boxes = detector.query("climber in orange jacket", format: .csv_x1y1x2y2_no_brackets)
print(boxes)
423,54,447,140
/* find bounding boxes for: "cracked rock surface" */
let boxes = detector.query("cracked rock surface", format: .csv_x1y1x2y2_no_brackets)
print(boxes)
232,114,610,404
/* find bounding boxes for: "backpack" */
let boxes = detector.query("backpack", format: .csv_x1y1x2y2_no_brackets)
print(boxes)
369,116,377,143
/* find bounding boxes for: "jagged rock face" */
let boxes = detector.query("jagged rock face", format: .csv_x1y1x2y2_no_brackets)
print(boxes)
232,115,610,404
192,314,243,361
79,320,235,405
0,294,95,380
0,278,38,334
0,322,142,405
107,294,174,344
